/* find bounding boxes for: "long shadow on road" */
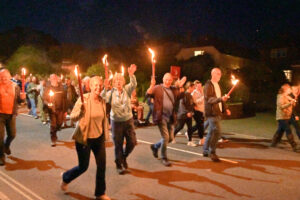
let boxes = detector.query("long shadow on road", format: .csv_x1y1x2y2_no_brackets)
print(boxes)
4,156,65,171
129,168,251,198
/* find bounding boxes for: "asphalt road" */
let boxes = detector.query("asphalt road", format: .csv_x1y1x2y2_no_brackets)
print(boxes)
1,113,300,200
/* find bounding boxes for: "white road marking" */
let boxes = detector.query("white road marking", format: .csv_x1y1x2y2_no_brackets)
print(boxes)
0,171,45,200
0,191,10,200
19,113,239,164
137,139,238,164
0,174,33,200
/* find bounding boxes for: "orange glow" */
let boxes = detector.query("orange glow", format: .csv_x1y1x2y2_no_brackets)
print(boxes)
49,90,54,97
102,54,109,66
109,72,114,80
231,75,239,85
148,48,155,63
121,66,125,76
74,65,79,77
21,68,26,75
60,74,64,80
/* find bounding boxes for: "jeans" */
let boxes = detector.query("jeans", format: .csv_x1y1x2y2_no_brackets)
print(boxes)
203,116,221,154
174,117,193,141
289,115,300,139
29,98,37,117
145,104,153,122
191,111,204,139
153,119,174,159
0,114,16,157
274,119,292,138
63,134,106,196
49,111,64,142
111,118,137,166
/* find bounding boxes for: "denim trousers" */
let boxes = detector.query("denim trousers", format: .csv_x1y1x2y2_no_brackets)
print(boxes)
111,118,137,165
0,114,16,158
203,116,221,154
63,134,106,196
274,119,292,138
153,119,174,159
29,98,37,117
289,115,300,139
145,104,153,122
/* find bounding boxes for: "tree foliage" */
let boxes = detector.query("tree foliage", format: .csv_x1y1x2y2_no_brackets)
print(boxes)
6,45,54,75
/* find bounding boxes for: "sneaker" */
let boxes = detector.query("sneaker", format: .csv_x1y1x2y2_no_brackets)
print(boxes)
4,146,11,155
96,194,111,200
0,157,5,166
202,152,209,157
210,153,221,162
184,132,188,139
161,158,172,167
199,138,205,146
171,139,176,144
187,141,197,147
116,164,125,175
218,138,229,143
51,141,56,147
177,131,183,135
42,121,47,125
34,116,39,119
60,173,68,192
150,144,158,158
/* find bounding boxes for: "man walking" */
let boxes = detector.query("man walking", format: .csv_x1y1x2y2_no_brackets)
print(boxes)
0,69,21,165
147,73,185,166
43,74,67,147
203,68,230,162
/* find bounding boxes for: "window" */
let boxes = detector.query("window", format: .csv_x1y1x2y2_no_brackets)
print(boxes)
194,50,204,56
270,48,288,59
283,70,292,82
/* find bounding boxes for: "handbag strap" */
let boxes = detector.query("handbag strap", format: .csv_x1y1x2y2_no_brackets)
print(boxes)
162,86,175,106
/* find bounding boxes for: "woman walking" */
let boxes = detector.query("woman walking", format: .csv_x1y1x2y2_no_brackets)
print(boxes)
61,76,110,200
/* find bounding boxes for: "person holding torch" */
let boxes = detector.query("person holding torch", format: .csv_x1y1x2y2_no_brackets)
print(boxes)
101,64,138,175
203,68,231,162
43,74,67,147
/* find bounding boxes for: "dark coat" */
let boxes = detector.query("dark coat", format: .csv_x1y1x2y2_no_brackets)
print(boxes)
147,84,184,124
204,80,226,117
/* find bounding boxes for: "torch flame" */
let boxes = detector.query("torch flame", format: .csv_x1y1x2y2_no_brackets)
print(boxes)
74,65,79,76
49,90,54,97
22,68,26,75
231,75,239,85
102,54,108,66
121,66,125,76
109,72,114,80
148,48,155,63
60,74,64,80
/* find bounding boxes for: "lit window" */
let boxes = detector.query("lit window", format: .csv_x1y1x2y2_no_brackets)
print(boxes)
194,50,204,56
283,70,292,82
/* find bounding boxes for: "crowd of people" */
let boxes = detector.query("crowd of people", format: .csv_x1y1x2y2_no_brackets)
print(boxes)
0,64,300,199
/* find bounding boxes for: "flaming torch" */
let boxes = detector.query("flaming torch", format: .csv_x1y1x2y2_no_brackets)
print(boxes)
48,90,54,106
60,74,64,80
102,54,109,80
74,65,84,103
21,68,26,93
121,65,125,76
226,75,239,96
109,70,114,80
148,48,156,78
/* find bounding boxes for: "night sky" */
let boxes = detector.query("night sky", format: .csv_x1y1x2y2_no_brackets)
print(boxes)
0,0,299,48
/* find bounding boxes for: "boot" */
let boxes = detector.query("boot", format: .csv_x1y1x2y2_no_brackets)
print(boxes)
271,131,283,147
286,134,299,152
